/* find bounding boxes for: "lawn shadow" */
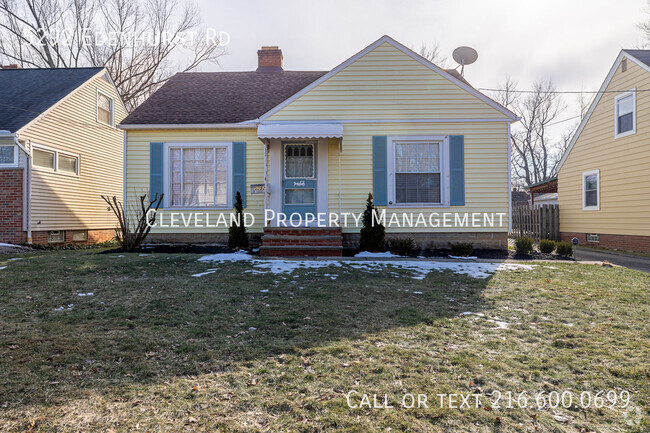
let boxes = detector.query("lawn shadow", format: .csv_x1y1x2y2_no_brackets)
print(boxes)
0,251,502,410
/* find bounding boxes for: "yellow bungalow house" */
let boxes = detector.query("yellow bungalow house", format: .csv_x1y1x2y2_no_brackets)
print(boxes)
119,36,518,255
556,50,650,252
0,67,126,245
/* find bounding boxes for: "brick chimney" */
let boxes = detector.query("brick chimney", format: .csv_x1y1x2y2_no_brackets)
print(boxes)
257,46,283,71
1,64,21,69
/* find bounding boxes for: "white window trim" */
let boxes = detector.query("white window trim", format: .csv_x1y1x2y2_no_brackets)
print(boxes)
582,169,600,211
96,89,115,127
387,135,450,208
31,143,80,176
0,144,18,167
614,90,636,139
163,142,233,210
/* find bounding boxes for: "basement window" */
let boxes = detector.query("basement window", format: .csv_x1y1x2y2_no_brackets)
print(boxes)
72,230,87,241
48,231,65,243
587,234,600,243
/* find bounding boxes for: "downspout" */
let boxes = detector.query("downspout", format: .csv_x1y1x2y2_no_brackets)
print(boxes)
507,123,512,234
338,138,342,218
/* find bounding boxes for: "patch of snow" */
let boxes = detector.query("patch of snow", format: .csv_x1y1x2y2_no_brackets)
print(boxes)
192,269,217,277
0,266,6,270
354,251,402,258
486,319,511,329
54,304,74,311
260,289,269,293
139,254,149,257
77,292,94,297
544,266,559,269
251,248,260,253
413,291,423,295
449,255,478,260
8,258,23,261
197,253,536,280
198,251,253,263
0,243,20,248
248,327,257,331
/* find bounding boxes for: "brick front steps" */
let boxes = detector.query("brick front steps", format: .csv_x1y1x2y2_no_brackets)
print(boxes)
260,227,343,257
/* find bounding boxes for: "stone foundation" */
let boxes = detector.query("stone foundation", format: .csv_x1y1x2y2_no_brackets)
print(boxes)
561,232,650,253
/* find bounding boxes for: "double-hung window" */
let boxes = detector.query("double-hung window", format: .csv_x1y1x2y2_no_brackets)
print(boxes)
582,169,600,211
168,144,230,208
0,145,17,166
614,91,635,138
97,90,114,126
389,137,448,206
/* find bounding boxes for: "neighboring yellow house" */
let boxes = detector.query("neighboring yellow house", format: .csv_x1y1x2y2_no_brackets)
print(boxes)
556,50,650,252
0,66,126,245
119,36,518,255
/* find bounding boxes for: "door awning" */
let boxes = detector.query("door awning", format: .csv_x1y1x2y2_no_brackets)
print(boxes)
258,123,343,140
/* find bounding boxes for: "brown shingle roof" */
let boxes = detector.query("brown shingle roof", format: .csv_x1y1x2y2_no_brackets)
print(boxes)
121,71,327,125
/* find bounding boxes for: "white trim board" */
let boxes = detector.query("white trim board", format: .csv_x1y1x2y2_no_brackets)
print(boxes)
257,35,520,122
555,50,650,173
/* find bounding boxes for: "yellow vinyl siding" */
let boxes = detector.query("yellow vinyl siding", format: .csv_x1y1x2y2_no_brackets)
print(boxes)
328,122,509,233
125,129,264,234
267,42,508,121
558,58,650,236
19,73,126,231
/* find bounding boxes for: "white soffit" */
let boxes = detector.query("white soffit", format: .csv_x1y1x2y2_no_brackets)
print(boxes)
258,123,343,139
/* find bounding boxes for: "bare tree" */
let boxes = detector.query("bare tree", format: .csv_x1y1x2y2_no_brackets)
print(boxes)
102,193,163,251
639,0,650,47
0,0,225,110
417,42,449,68
496,79,568,186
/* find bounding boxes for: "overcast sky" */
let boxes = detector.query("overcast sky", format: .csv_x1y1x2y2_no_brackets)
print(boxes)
197,0,646,132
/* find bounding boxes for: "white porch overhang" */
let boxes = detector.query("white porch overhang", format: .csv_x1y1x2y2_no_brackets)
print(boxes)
257,123,343,140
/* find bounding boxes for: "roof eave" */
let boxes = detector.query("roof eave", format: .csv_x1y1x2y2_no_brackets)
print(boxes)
118,122,259,130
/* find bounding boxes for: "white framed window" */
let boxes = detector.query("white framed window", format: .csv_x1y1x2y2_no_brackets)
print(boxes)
48,230,65,243
587,234,600,243
387,136,450,207
32,144,80,176
582,169,600,211
97,89,114,126
164,142,232,209
0,145,17,166
614,90,635,138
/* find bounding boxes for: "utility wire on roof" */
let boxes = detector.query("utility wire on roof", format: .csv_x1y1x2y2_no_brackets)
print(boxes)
479,88,650,94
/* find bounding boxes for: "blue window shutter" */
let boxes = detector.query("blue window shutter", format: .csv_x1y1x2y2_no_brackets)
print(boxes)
372,136,388,206
449,135,465,206
149,142,164,205
232,142,246,207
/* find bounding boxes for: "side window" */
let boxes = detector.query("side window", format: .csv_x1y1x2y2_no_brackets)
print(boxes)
0,145,17,166
583,170,600,211
614,91,635,138
97,91,114,126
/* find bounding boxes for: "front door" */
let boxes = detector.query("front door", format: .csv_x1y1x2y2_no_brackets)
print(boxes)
282,142,317,222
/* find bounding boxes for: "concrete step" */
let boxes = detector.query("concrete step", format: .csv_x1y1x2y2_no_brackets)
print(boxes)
259,245,343,257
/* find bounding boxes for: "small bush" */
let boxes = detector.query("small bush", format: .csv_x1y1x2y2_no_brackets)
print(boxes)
538,239,556,254
389,238,416,256
359,193,385,252
556,241,574,257
514,237,534,256
449,242,474,257
228,191,249,250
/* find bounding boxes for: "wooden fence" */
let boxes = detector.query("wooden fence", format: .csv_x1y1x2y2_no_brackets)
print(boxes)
511,204,560,240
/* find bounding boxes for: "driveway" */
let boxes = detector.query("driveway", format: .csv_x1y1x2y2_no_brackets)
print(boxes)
576,246,650,273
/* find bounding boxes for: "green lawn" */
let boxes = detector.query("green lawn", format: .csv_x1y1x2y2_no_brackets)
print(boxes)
0,250,648,432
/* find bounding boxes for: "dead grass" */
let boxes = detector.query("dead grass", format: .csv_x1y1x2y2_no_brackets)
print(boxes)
0,250,648,432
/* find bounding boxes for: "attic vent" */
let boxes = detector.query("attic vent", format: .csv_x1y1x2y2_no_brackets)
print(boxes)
621,58,627,72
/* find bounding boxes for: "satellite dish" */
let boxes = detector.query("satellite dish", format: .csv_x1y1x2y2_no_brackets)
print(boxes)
452,46,478,76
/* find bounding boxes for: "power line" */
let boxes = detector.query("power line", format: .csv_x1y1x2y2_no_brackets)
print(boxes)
479,87,650,94
546,114,582,126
